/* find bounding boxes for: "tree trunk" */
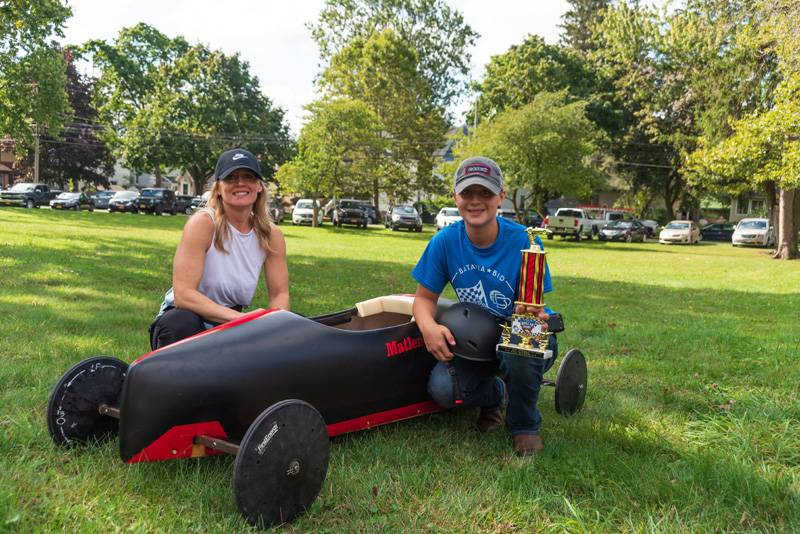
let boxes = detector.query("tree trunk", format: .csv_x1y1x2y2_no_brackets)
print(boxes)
765,181,778,231
154,165,163,188
772,188,799,260
188,165,207,196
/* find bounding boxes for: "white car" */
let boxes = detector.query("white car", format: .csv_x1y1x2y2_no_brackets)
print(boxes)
732,218,774,247
435,207,462,231
292,199,323,226
659,220,701,244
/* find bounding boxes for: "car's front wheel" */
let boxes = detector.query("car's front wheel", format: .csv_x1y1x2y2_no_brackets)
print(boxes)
26,199,35,209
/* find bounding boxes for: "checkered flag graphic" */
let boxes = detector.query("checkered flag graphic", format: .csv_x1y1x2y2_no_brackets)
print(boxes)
455,280,488,307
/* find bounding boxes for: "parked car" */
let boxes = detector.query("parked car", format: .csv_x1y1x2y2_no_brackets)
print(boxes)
0,182,59,208
108,190,140,213
701,222,736,242
356,201,379,224
598,220,647,242
435,207,462,231
292,199,323,226
332,199,369,229
385,205,422,232
639,220,660,237
50,192,94,211
174,195,196,215
89,191,115,210
659,220,701,244
543,207,602,240
137,188,176,215
732,218,774,247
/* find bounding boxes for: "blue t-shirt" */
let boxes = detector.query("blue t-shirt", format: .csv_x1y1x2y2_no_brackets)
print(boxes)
412,217,553,318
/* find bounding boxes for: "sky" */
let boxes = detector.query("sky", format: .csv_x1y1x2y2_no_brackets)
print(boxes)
60,0,573,134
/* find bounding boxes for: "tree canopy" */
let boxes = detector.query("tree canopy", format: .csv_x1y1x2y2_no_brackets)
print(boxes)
0,0,72,150
309,0,478,110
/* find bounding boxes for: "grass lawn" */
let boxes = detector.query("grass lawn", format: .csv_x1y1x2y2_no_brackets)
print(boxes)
1,208,799,532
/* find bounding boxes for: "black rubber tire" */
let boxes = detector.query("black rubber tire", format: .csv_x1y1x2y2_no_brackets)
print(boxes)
185,206,193,215
234,399,329,527
554,349,587,416
625,234,632,243
47,356,128,446
26,199,35,209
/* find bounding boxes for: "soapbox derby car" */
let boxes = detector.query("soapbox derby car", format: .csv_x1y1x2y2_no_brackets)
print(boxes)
47,294,587,527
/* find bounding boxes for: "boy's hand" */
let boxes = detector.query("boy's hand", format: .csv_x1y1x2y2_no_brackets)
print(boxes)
420,323,456,362
514,304,549,321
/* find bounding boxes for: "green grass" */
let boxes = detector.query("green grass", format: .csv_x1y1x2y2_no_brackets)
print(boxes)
1,208,799,532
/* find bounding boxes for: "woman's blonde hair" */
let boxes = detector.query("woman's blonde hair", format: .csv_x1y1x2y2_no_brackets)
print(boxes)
206,180,273,253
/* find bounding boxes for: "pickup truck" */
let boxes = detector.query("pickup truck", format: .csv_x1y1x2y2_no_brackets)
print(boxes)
543,208,602,240
0,183,60,209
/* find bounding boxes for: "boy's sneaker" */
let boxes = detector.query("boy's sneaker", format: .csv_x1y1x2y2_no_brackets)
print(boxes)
476,377,507,433
513,434,544,456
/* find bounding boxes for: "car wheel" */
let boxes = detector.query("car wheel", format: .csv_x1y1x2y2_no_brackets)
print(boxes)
546,233,553,240
155,207,163,216
641,233,646,242
89,205,94,212
575,229,582,241
75,204,80,212
185,206,193,215
26,199,35,209
625,234,632,243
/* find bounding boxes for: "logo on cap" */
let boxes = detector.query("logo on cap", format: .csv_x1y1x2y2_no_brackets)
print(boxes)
232,153,246,161
463,164,491,177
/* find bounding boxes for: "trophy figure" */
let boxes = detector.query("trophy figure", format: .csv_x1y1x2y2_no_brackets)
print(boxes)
496,227,554,359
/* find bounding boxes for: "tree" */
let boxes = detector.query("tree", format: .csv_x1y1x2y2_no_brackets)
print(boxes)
688,0,800,259
471,34,609,128
22,50,113,189
320,28,447,204
453,91,604,217
282,98,387,225
0,0,71,150
84,24,293,193
309,0,478,111
588,0,776,220
560,0,611,53
166,46,294,194
82,23,189,186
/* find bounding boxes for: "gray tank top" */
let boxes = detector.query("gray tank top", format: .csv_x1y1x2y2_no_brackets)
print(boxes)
156,209,267,317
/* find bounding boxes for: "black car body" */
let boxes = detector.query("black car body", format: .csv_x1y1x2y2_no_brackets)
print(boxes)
91,191,116,210
333,199,369,229
108,191,140,213
174,195,195,215
386,205,423,232
137,188,176,215
599,220,647,242
50,192,94,211
701,223,735,241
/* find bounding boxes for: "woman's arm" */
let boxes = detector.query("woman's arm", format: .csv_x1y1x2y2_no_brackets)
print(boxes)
172,213,245,324
264,224,290,310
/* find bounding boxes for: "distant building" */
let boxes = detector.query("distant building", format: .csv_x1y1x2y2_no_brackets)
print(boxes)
0,138,19,189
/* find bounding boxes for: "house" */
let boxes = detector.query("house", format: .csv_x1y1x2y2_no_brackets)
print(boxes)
730,192,767,222
0,138,18,189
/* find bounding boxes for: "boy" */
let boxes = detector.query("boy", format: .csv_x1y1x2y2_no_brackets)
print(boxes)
411,156,557,456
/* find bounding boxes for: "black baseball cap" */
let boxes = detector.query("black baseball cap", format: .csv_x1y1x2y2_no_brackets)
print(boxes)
214,148,263,181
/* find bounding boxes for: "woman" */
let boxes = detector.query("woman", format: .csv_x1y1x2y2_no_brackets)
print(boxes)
149,148,290,349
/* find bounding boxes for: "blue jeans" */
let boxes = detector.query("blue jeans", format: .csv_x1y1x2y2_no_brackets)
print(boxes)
427,335,558,435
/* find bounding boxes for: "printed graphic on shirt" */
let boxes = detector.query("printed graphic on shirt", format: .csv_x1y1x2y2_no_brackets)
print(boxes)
454,280,488,307
451,262,516,316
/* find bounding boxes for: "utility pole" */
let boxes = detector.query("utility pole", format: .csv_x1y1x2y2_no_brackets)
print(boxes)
34,123,40,183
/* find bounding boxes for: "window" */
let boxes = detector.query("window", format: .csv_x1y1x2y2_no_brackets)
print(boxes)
183,183,189,194
736,196,750,215
749,199,764,214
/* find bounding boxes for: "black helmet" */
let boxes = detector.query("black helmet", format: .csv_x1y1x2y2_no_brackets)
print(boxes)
436,302,502,362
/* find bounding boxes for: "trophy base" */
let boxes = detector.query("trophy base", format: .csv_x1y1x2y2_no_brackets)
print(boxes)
496,342,553,360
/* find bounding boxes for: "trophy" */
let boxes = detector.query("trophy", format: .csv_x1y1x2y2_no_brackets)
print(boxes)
496,227,554,359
